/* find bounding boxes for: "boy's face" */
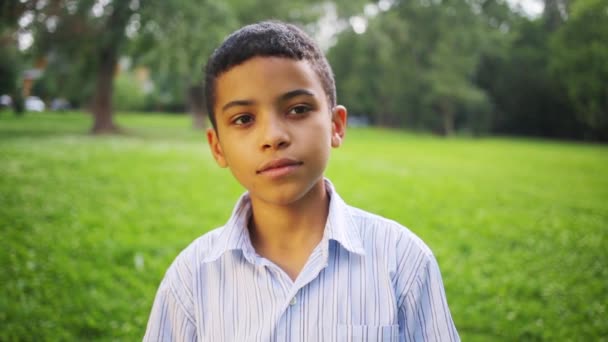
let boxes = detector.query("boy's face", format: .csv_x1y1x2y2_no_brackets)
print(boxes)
207,56,346,206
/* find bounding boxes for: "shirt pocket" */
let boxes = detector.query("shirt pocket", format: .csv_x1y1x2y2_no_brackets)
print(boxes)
337,324,400,342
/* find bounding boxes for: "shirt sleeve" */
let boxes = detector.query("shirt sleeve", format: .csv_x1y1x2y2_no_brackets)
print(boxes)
144,279,197,341
398,253,460,342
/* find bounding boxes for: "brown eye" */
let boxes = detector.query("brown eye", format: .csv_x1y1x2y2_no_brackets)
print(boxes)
233,114,254,125
288,105,311,116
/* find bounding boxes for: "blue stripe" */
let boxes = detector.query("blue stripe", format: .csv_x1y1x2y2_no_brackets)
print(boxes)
144,179,459,341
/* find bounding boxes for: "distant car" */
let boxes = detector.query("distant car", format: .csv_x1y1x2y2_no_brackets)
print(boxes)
25,96,45,112
51,98,71,111
348,115,370,127
0,94,12,108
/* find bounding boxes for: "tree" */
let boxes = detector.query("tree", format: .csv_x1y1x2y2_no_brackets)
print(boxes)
131,1,236,129
0,45,20,109
0,0,29,114
133,0,368,129
476,18,581,138
550,0,608,140
29,0,234,132
330,0,492,135
29,0,135,133
543,0,569,31
27,0,369,132
330,12,411,126
424,0,489,135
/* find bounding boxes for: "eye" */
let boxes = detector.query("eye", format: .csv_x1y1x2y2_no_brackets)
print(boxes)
232,114,254,126
287,105,312,116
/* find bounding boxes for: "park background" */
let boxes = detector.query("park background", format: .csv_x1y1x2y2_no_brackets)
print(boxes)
1,0,607,340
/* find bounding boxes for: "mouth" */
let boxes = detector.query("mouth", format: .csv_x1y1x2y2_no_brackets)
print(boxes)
256,158,303,176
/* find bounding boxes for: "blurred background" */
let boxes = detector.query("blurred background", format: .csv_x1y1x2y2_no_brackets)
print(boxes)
1,0,606,140
1,0,607,341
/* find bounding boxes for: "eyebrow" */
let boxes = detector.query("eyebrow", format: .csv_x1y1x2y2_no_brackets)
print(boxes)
220,89,316,114
278,89,315,103
221,99,255,113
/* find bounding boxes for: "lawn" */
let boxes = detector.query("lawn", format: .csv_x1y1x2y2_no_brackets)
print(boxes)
1,112,607,341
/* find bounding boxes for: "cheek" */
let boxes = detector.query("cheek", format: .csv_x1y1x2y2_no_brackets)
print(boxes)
217,139,246,171
305,120,333,157
317,120,331,141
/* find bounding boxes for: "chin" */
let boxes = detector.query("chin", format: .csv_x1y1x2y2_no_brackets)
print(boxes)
254,178,322,206
259,187,308,206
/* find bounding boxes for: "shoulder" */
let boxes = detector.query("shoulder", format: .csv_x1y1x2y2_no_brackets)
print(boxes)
348,205,433,258
347,205,436,288
145,228,227,339
165,226,226,278
157,226,227,302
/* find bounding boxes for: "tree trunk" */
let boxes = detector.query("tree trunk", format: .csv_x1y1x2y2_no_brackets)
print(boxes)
89,2,133,134
91,47,119,134
441,100,454,136
189,84,207,130
543,0,566,31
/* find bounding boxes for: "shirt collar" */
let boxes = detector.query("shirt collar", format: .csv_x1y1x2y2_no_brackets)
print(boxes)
323,179,366,256
205,178,365,263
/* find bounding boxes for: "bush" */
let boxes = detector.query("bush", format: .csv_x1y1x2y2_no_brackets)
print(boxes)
113,72,147,111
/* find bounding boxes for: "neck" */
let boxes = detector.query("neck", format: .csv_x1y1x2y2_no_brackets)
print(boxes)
248,179,329,254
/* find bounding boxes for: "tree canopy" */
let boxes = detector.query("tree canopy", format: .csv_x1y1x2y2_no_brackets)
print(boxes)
8,0,608,141
550,0,608,139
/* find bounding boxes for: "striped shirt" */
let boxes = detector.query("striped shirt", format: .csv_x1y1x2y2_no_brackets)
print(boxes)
144,180,459,341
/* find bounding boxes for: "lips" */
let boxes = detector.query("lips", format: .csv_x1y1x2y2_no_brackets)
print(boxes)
256,158,303,175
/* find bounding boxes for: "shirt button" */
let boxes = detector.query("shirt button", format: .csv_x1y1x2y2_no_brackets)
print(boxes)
290,297,297,306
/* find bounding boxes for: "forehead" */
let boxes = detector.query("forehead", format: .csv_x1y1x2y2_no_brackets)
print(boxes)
214,57,325,108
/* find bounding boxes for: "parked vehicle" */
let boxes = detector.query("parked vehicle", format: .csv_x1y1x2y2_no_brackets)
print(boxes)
348,115,370,127
51,98,71,111
0,95,12,109
25,96,45,112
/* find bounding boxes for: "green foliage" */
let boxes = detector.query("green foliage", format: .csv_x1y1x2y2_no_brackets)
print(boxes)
31,0,133,83
0,0,26,112
32,55,95,108
227,0,325,25
549,0,608,139
1,113,607,340
113,72,147,112
131,1,237,110
0,46,19,95
330,13,412,126
329,0,492,134
476,19,581,138
0,0,26,33
12,0,605,140
327,0,606,140
131,0,367,111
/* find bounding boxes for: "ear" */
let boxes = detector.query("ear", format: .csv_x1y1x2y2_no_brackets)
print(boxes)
207,128,228,168
331,105,347,148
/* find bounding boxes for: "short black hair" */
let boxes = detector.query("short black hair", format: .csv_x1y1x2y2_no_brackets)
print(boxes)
204,21,336,129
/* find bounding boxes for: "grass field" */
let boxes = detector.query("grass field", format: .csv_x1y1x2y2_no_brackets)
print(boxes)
1,112,607,341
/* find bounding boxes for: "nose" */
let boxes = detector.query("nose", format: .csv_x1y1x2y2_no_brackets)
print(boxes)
260,115,290,151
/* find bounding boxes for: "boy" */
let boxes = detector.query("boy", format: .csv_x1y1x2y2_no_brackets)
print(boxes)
145,21,458,341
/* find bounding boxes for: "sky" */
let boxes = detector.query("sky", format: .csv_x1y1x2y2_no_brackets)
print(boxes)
508,0,545,17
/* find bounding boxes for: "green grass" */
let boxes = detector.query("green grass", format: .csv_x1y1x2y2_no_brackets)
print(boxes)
1,112,607,341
